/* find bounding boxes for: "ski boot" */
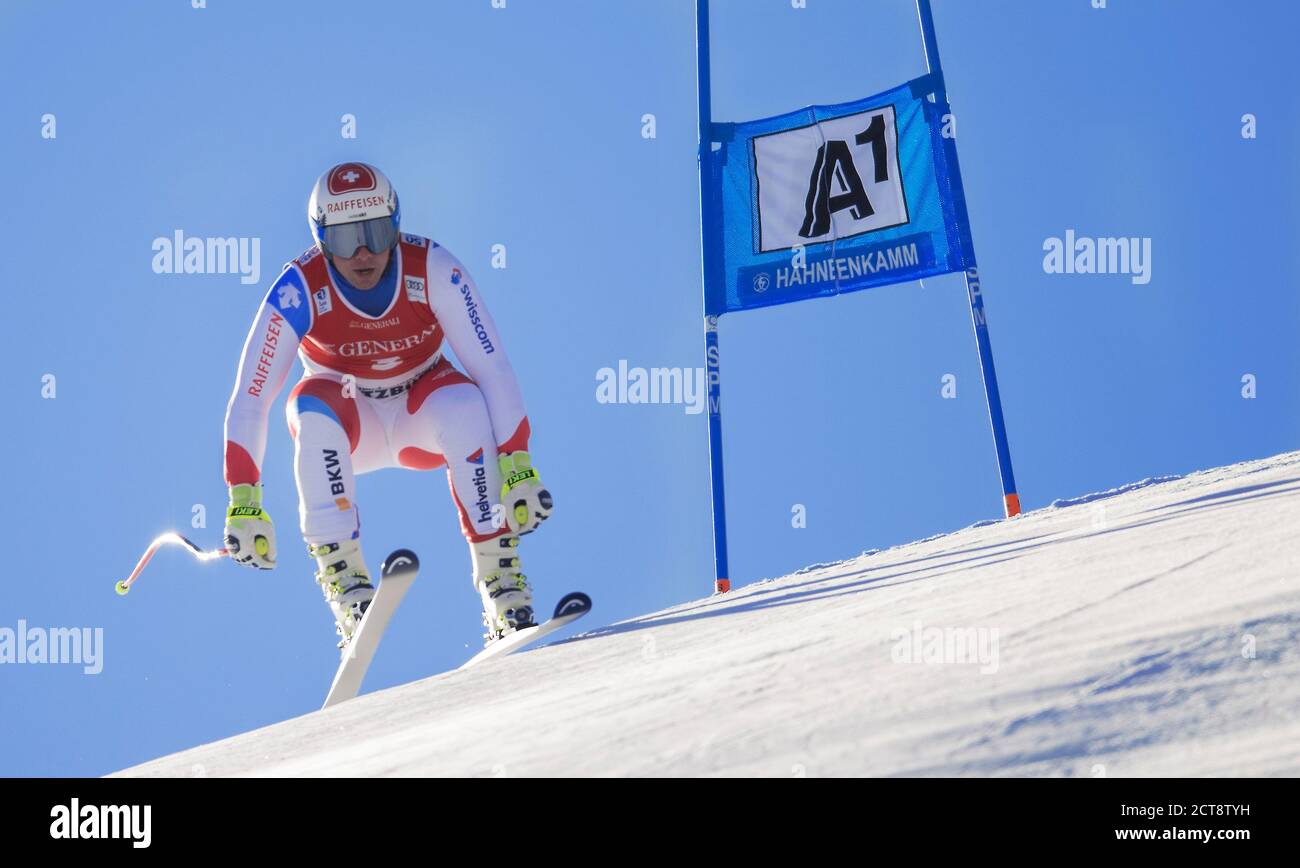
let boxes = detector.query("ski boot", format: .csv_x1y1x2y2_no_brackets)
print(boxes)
472,533,535,645
310,538,375,649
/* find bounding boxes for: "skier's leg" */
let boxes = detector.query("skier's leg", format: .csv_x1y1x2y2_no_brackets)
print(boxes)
287,375,387,643
394,363,534,639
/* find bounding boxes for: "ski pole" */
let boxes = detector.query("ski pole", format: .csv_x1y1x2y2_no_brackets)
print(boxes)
114,532,229,596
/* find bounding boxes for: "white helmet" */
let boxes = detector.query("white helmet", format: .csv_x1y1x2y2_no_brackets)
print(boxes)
307,162,401,258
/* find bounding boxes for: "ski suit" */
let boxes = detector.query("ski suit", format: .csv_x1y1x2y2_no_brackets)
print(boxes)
223,234,528,549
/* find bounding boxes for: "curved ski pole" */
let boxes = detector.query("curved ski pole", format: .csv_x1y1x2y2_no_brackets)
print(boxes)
114,533,229,596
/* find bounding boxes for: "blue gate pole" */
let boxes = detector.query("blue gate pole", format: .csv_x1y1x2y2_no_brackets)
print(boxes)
704,317,729,592
916,0,1021,517
961,257,1020,517
696,0,731,591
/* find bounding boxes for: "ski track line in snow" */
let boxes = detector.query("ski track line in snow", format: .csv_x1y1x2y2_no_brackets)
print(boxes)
114,451,1300,777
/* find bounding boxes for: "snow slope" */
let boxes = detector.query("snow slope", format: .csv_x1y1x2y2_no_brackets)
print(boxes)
117,452,1300,777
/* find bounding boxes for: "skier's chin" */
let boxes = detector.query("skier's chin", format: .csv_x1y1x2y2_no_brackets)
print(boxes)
349,267,379,288
336,251,389,289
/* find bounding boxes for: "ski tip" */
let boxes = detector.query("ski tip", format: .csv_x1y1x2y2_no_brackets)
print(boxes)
553,591,591,619
382,549,419,578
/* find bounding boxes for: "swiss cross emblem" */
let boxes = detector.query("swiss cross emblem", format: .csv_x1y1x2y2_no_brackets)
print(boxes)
327,162,377,195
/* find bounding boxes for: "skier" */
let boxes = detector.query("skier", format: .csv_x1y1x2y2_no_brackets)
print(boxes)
221,161,552,648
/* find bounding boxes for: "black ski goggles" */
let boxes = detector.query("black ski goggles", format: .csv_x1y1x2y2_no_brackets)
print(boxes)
321,216,399,259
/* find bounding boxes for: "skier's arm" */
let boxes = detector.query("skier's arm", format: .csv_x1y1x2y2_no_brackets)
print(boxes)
221,267,309,568
223,267,309,485
427,249,529,453
428,249,551,534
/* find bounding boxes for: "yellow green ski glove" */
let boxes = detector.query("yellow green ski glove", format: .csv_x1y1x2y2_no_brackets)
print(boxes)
498,451,553,535
224,483,277,569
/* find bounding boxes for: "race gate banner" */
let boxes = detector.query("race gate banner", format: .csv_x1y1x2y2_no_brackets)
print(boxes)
703,76,975,315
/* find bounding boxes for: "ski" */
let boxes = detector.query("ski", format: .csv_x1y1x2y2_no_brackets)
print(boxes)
321,548,419,709
459,592,592,670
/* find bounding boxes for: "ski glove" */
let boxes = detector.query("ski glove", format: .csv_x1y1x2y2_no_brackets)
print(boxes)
224,483,277,570
498,451,553,535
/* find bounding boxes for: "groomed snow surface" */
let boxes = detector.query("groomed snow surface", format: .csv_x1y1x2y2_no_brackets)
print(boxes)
118,452,1300,777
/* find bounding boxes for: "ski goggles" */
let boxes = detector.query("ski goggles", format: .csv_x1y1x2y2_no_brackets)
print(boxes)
321,216,399,259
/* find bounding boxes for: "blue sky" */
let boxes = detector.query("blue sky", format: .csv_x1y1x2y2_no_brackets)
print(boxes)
1,0,1296,776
